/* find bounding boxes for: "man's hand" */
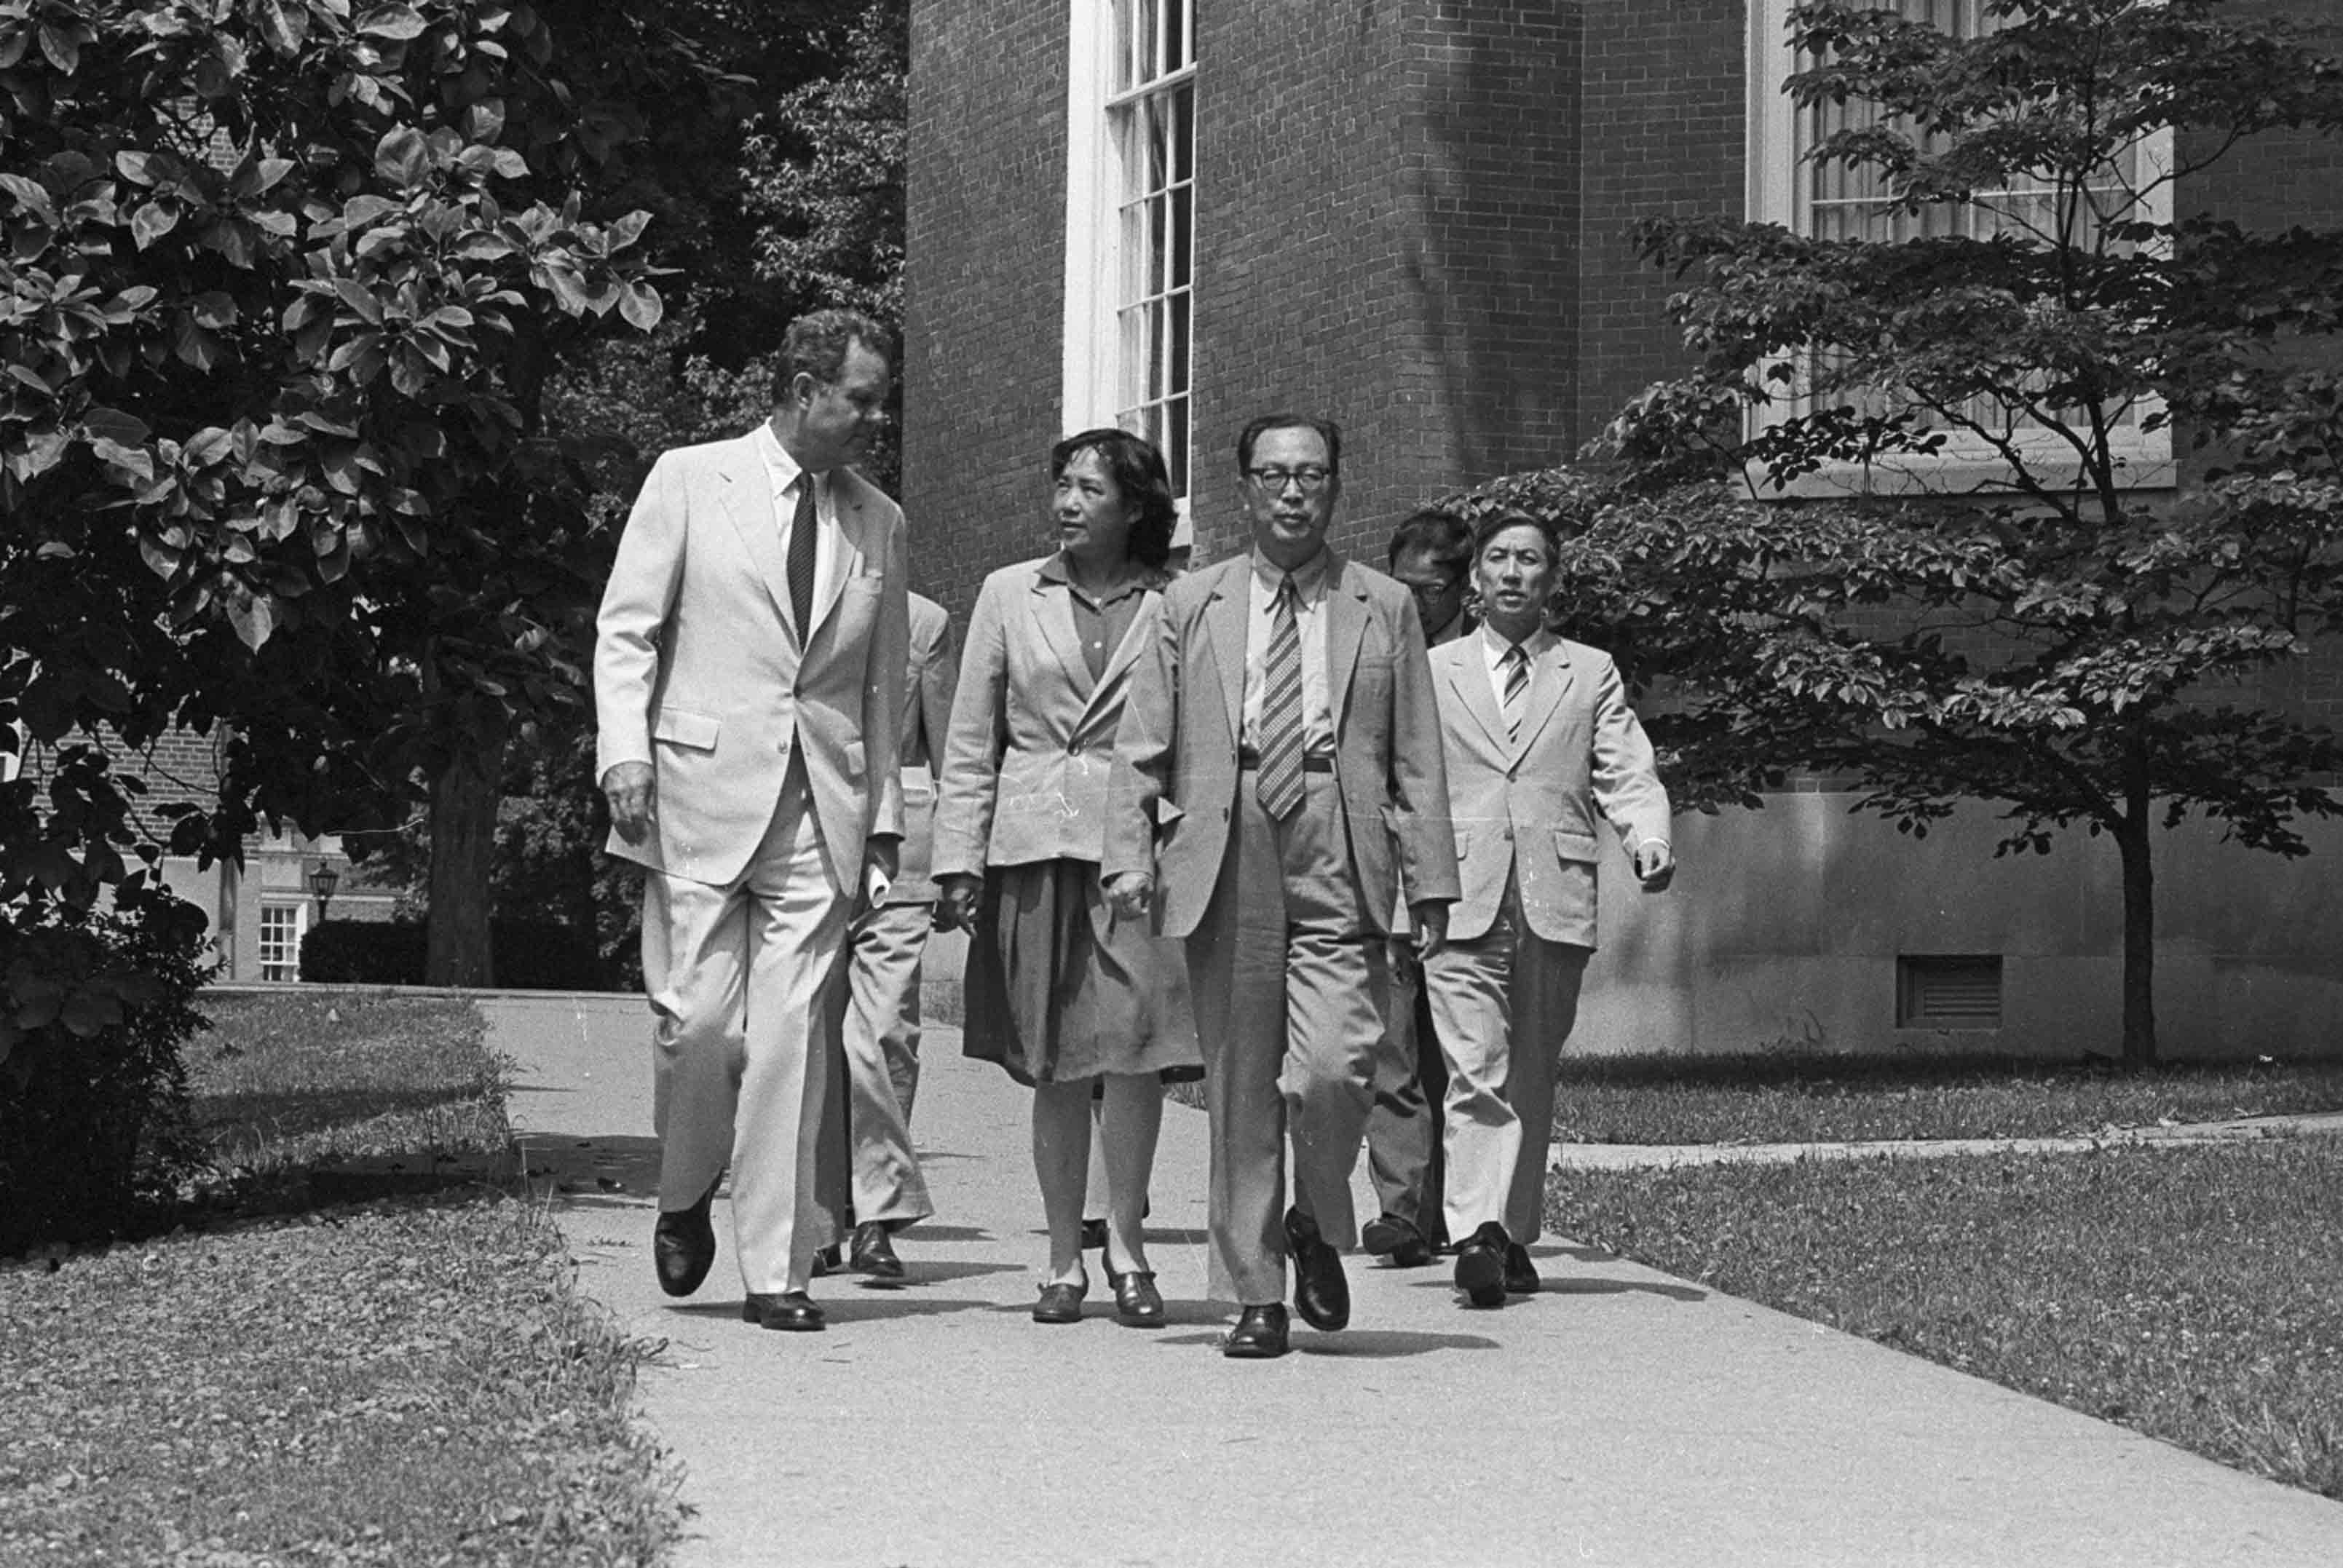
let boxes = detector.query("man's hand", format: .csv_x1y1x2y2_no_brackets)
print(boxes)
1633,839,1675,892
935,873,983,933
861,836,901,912
601,762,655,844
1408,900,1449,962
1105,870,1154,924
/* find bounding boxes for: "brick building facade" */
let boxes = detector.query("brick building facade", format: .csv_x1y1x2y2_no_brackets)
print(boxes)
10,724,397,983
902,0,2343,1056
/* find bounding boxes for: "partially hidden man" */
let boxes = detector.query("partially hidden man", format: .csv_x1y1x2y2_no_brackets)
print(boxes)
1105,413,1459,1360
814,590,956,1280
593,309,909,1334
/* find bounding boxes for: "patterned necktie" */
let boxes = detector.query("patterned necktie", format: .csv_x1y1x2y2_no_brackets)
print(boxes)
1501,642,1530,743
787,472,818,638
1255,574,1305,819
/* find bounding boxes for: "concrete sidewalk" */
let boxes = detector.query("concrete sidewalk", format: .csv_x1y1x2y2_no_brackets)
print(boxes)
491,994,2343,1568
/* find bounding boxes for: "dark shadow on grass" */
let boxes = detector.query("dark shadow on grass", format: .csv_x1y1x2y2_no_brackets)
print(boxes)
194,1083,491,1143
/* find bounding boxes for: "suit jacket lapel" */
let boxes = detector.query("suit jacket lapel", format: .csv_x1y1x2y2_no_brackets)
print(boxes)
1325,555,1370,727
1032,569,1096,703
1514,639,1575,757
811,470,872,641
716,437,794,633
1447,644,1510,756
1073,585,1153,737
1205,558,1249,743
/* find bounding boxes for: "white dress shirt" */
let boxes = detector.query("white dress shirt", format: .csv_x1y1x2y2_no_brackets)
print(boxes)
754,421,841,622
1480,622,1557,707
1241,547,1335,756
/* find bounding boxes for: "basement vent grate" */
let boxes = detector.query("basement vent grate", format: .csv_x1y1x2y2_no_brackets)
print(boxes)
1896,954,2004,1029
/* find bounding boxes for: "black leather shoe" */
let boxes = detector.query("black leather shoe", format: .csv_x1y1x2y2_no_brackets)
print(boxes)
1032,1278,1088,1324
1362,1212,1435,1268
652,1177,721,1298
850,1221,905,1280
810,1243,842,1278
1222,1303,1290,1359
1108,1267,1165,1326
1504,1240,1541,1296
1455,1221,1509,1308
741,1291,825,1331
1283,1207,1350,1332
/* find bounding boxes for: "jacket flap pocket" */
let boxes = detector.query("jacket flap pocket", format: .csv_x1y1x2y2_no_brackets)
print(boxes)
1552,827,1600,863
652,708,721,751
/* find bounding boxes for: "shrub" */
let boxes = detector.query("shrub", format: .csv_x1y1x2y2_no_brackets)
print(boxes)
0,895,213,1254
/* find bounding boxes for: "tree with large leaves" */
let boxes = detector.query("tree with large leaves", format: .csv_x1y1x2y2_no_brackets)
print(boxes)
0,0,663,1033
1587,0,2343,1064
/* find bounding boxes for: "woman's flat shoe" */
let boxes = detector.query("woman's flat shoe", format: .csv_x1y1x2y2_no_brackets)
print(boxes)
1032,1279,1087,1324
1109,1268,1165,1326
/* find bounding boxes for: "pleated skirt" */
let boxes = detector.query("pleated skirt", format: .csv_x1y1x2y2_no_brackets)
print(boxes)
961,858,1203,1086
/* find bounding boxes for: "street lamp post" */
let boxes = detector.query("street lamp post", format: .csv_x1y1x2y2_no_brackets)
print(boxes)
309,860,341,923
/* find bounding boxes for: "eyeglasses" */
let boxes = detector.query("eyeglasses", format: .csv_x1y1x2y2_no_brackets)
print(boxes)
1401,578,1463,604
1244,466,1332,496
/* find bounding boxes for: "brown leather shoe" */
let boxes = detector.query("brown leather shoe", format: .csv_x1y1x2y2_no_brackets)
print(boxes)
1454,1221,1509,1308
740,1291,826,1331
1284,1207,1350,1331
652,1176,722,1298
1222,1303,1290,1359
1032,1278,1088,1324
850,1221,905,1280
1108,1267,1165,1326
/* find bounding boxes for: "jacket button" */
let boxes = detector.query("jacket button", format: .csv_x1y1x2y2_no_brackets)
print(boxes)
1067,741,1083,756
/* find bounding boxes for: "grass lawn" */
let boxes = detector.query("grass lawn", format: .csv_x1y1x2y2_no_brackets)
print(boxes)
0,989,681,1567
1549,1141,2343,1501
1551,1051,2343,1145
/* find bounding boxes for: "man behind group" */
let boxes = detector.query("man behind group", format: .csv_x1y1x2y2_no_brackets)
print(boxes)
1360,508,1477,1270
1421,510,1673,1307
815,590,956,1280
1106,413,1459,1360
594,309,909,1334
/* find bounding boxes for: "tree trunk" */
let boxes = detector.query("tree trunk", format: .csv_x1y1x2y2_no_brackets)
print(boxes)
2115,730,2157,1066
425,710,509,989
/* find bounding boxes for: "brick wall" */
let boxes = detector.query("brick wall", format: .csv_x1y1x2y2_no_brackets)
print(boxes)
900,0,1069,622
1574,0,1745,444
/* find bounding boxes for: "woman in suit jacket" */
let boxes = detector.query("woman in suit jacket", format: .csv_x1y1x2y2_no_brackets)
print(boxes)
1421,510,1675,1310
932,428,1201,1328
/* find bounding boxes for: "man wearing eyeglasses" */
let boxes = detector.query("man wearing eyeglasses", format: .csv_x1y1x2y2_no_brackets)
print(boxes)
1106,413,1458,1360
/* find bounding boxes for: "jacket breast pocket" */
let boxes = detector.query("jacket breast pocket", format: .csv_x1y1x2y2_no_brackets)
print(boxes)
652,707,722,753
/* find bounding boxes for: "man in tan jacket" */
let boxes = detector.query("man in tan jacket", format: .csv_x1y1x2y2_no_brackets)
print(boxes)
1421,510,1672,1309
594,309,909,1334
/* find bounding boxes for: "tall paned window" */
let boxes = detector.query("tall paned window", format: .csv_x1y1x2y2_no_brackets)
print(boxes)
1064,1,1197,507
1747,0,2173,493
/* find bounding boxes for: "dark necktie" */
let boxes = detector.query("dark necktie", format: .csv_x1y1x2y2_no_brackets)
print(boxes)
1256,574,1305,820
1501,643,1530,743
788,473,818,638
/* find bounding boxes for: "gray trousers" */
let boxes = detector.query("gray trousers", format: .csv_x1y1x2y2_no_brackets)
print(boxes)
1185,769,1393,1305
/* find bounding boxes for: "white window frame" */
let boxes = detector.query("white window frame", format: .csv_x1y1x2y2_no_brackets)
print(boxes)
257,901,307,983
1062,0,1196,534
1745,0,2175,497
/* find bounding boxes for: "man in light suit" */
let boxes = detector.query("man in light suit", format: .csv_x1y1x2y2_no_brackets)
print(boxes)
594,309,909,1334
1106,413,1458,1360
816,591,955,1279
1361,508,1478,1270
1422,510,1672,1308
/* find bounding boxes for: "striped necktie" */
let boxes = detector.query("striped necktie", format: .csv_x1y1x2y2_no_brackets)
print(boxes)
787,473,818,638
1501,642,1530,743
1255,574,1305,819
